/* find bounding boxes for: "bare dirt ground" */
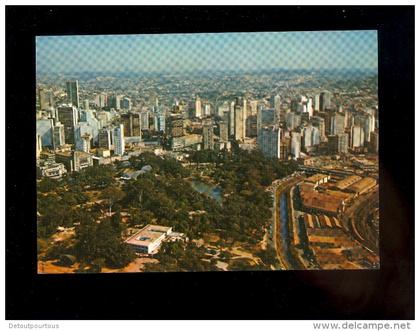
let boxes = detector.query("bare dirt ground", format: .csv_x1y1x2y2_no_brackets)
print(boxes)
38,257,158,274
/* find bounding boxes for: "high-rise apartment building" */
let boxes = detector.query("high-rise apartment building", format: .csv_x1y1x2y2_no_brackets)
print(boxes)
66,81,80,108
218,120,229,142
98,128,113,150
202,120,214,150
257,126,282,159
121,113,142,137
328,133,349,154
57,105,79,144
195,97,202,118
113,124,125,156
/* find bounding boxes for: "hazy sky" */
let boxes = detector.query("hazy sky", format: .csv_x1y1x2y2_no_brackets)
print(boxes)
36,30,378,74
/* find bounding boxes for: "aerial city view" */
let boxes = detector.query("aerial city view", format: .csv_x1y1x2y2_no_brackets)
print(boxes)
36,31,379,273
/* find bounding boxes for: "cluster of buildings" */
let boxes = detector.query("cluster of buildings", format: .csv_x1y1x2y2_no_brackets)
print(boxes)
36,79,378,180
297,173,377,217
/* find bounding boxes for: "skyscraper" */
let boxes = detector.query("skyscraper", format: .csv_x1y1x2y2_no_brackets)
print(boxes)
202,120,214,150
121,97,132,110
351,125,365,148
95,93,108,108
257,126,282,159
257,107,276,134
113,124,125,156
140,111,150,130
218,120,229,142
66,81,80,108
121,113,142,137
234,103,245,141
57,105,79,144
320,91,332,112
38,88,55,111
195,97,202,118
98,128,113,150
290,131,301,160
330,112,346,135
328,133,349,154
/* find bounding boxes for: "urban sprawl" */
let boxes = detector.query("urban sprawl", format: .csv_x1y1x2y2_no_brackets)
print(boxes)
36,70,379,273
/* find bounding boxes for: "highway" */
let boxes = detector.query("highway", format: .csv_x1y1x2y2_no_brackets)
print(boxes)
271,174,304,270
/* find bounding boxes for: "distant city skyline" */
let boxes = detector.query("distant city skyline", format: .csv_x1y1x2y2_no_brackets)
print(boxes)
36,30,378,75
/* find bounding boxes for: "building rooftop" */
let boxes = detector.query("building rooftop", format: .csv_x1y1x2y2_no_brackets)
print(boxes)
301,190,344,214
334,175,362,190
346,177,377,193
125,224,172,247
305,173,330,183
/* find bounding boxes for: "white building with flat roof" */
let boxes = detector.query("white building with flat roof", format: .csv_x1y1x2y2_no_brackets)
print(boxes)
125,225,172,254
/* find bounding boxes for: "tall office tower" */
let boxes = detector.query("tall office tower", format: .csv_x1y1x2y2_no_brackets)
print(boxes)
314,94,320,112
286,112,301,130
279,137,290,160
121,97,132,110
229,101,235,136
273,94,281,121
301,125,314,150
350,125,365,148
320,91,332,111
369,130,379,154
108,95,121,110
257,126,282,159
38,88,55,111
311,116,326,140
113,124,125,156
290,131,301,160
140,111,150,130
167,114,184,138
195,96,202,118
202,120,214,150
246,115,258,137
66,81,80,108
36,134,42,159
98,128,113,150
57,105,79,144
257,107,276,134
95,93,108,108
120,113,142,137
330,112,346,135
154,113,166,132
317,112,331,136
235,97,247,137
354,113,374,142
307,97,314,117
234,104,245,141
36,118,54,147
218,120,229,142
328,133,349,154
83,99,90,110
52,122,65,149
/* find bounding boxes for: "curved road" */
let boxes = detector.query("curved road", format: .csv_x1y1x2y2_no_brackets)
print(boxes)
342,188,379,255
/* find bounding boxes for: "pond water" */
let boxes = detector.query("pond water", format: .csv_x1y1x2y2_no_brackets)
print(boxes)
190,179,222,204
